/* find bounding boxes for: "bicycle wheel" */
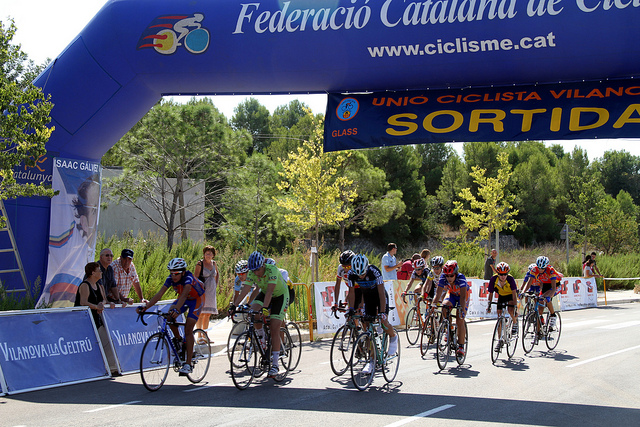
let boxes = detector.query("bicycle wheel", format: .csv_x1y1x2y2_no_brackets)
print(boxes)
545,312,562,350
419,315,434,357
273,327,293,382
286,321,302,370
522,313,537,354
382,329,401,383
507,317,519,358
330,324,354,376
188,329,211,383
491,318,503,364
227,320,249,362
436,319,450,370
405,306,421,345
455,321,468,365
140,333,171,391
230,331,257,390
350,332,375,391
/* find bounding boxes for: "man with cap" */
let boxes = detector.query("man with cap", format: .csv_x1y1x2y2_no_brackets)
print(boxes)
111,248,145,303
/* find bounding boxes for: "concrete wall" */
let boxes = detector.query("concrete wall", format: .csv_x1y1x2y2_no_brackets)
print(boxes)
97,168,204,243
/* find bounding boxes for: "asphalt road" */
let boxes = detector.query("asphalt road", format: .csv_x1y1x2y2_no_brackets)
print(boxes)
3,303,640,426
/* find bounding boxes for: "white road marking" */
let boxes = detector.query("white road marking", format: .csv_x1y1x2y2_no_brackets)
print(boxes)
562,319,609,328
384,404,455,427
83,400,141,413
183,383,226,392
567,344,640,368
596,320,640,330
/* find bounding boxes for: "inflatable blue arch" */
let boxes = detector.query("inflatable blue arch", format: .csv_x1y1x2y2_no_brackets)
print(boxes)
3,0,639,297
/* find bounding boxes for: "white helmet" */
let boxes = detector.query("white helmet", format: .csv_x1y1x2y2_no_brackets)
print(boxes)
351,254,369,276
167,258,187,271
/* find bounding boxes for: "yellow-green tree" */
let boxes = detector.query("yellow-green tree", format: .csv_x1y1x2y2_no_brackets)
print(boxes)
453,151,519,252
276,109,356,253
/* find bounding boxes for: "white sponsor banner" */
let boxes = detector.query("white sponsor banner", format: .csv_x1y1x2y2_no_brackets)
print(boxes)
314,281,401,335
557,277,598,310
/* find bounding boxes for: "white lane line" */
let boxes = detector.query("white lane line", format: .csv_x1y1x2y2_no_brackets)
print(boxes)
567,344,640,368
384,404,455,427
319,361,331,365
562,319,609,328
596,320,640,330
183,382,226,392
84,400,141,413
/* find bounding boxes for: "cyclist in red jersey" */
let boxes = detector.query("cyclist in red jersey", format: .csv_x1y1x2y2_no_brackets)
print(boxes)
530,256,562,331
138,258,204,375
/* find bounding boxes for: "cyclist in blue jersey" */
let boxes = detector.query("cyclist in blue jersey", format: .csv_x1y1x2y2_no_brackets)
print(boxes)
347,254,398,374
433,260,469,357
137,258,204,375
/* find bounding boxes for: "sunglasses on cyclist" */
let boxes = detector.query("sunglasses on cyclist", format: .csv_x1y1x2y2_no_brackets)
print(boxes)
445,274,456,278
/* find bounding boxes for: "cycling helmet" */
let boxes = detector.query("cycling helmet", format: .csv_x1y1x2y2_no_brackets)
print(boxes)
339,250,355,266
265,257,276,265
430,255,444,267
235,259,249,274
442,260,459,276
528,263,536,272
167,258,187,271
413,258,426,270
351,254,369,276
247,251,265,270
536,256,550,269
496,261,510,274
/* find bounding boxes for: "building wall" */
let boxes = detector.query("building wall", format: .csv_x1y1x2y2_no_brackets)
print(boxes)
97,168,204,243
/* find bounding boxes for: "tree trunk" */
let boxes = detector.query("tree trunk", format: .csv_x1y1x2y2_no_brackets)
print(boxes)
178,174,187,241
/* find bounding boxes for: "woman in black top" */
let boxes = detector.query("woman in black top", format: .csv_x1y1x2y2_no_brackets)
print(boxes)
75,262,114,328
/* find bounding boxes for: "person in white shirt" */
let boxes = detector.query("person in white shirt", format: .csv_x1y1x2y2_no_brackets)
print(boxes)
381,243,402,281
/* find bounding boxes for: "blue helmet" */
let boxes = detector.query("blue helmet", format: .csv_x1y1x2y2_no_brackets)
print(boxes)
536,256,550,269
351,254,369,276
247,251,265,270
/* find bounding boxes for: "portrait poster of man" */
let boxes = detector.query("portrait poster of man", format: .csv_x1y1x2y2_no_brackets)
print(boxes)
38,158,102,308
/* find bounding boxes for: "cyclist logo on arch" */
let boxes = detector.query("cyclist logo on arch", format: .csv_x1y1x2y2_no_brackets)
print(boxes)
137,13,210,55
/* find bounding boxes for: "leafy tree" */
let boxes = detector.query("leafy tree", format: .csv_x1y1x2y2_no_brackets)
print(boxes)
453,151,519,252
275,109,355,253
334,151,405,250
566,173,607,256
436,153,467,227
230,97,270,154
591,194,638,254
219,152,294,250
416,142,453,195
595,150,640,204
508,143,559,244
0,18,56,224
105,98,249,249
266,106,316,163
365,145,430,244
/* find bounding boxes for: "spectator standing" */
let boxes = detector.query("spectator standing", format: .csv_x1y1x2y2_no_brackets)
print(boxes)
97,248,120,303
194,245,219,344
484,248,498,280
381,243,403,281
590,252,603,276
75,261,118,374
420,248,431,265
398,253,420,280
112,248,145,303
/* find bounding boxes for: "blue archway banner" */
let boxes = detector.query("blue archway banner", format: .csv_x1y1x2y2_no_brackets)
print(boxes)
324,79,640,151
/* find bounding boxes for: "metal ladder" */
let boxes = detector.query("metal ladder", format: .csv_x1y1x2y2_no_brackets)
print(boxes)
0,200,28,293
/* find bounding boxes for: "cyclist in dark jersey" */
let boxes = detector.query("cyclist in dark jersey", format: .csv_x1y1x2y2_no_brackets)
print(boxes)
138,258,204,375
347,254,398,374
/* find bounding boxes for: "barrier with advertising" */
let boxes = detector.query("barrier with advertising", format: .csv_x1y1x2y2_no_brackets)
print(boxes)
0,307,109,395
102,301,181,375
314,281,401,335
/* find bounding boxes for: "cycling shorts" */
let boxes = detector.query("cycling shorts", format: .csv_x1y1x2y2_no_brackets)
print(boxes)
423,282,436,301
496,294,515,310
176,297,203,321
253,291,289,321
528,285,541,295
541,283,561,302
350,287,363,308
443,293,469,318
362,287,389,317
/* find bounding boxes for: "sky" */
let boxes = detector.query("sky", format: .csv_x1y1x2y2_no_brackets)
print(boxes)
3,0,640,162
